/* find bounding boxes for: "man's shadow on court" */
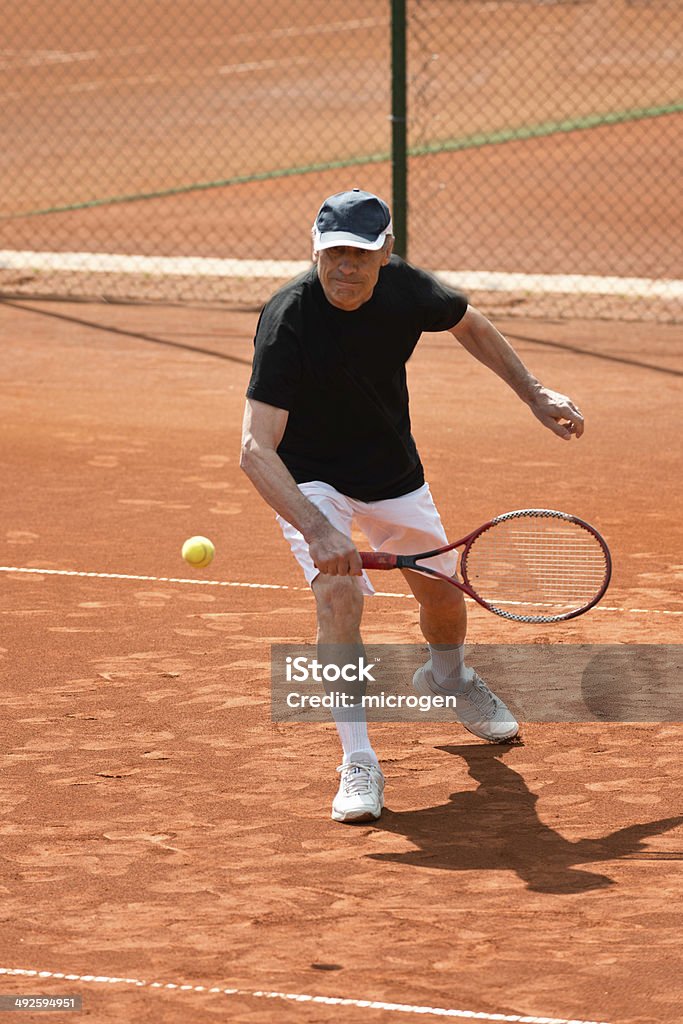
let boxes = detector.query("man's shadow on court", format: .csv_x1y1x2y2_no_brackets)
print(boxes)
370,744,683,894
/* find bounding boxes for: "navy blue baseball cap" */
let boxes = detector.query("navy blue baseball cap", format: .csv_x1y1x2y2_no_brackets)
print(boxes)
313,189,393,251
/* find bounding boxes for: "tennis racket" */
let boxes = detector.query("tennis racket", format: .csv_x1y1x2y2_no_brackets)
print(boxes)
360,508,612,623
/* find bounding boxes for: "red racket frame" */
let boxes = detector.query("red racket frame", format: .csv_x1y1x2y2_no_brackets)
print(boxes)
360,508,612,623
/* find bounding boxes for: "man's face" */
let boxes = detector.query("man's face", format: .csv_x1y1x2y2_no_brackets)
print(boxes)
315,239,393,311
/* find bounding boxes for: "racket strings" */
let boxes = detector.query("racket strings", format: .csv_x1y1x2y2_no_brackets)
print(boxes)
462,519,609,615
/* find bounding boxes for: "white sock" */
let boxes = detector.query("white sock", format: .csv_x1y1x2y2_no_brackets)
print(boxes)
331,707,378,766
427,643,473,693
317,641,378,766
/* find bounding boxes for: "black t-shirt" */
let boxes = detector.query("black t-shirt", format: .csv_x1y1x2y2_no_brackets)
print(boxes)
246,256,467,501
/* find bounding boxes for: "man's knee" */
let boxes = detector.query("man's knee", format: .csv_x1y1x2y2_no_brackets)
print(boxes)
313,574,364,627
416,578,465,615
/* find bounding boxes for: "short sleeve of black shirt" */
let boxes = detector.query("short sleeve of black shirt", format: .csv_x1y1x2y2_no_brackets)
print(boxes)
404,262,469,333
246,277,307,411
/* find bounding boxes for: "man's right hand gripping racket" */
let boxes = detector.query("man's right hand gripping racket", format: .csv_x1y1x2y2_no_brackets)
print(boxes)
360,509,612,623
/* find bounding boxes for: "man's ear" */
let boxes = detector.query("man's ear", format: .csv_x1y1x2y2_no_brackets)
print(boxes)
382,236,395,265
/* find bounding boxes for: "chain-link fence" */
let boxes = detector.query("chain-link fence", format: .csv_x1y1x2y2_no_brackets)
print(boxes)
1,1,681,320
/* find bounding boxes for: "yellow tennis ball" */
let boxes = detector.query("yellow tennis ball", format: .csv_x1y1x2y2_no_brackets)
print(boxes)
181,535,215,569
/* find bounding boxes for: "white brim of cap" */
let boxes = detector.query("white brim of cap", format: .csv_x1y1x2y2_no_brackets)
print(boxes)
313,224,392,251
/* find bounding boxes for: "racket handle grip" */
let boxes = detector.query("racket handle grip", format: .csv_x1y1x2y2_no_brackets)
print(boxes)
360,551,399,570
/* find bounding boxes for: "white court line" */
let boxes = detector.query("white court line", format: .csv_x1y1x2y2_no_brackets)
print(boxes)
0,566,681,616
1,251,682,299
0,19,386,70
0,50,99,70
0,565,307,591
218,54,319,76
0,251,310,278
0,967,612,1024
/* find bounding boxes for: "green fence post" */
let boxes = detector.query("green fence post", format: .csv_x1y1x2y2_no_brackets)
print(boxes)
391,0,408,258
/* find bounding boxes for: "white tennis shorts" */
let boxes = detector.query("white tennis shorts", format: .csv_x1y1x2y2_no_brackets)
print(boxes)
276,480,458,596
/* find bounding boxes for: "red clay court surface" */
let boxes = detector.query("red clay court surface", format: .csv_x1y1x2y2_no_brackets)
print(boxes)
0,297,681,1023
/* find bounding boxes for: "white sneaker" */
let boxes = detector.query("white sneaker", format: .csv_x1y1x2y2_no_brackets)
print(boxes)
413,661,519,743
331,754,385,823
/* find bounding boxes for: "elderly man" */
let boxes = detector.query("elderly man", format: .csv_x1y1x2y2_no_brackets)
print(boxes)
241,189,583,823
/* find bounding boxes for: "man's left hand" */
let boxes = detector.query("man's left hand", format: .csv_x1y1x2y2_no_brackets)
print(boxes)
527,386,584,440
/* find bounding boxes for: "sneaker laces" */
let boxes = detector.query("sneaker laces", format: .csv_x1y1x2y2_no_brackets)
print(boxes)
463,675,501,716
336,762,379,797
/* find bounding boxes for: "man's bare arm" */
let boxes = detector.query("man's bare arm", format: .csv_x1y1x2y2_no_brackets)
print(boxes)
239,398,362,575
449,305,584,440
